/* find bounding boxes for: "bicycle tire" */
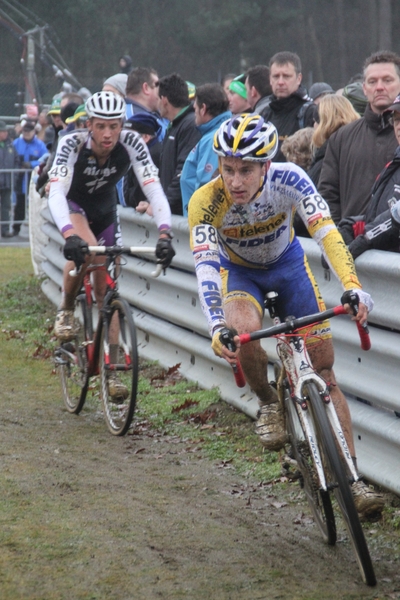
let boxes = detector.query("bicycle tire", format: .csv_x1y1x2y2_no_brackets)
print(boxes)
308,382,376,586
56,297,90,414
283,382,336,546
100,297,138,436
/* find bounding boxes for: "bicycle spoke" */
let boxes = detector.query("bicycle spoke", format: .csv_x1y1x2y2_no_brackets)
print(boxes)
100,298,138,436
56,299,90,414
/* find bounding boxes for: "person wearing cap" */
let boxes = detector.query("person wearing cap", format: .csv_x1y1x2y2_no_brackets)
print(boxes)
12,120,47,236
319,50,400,224
103,73,128,98
119,54,132,74
0,121,19,237
122,112,162,211
36,93,85,195
338,93,400,259
227,75,251,115
342,81,368,116
308,82,334,104
64,104,88,129
48,97,63,130
180,83,231,215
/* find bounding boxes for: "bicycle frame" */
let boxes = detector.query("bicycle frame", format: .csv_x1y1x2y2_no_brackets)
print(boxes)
235,295,370,490
71,245,160,378
275,328,358,491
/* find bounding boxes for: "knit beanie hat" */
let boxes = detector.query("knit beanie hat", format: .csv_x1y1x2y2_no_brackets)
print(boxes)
103,73,128,97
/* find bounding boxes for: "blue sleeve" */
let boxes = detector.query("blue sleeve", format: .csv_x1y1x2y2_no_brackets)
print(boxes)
196,138,219,190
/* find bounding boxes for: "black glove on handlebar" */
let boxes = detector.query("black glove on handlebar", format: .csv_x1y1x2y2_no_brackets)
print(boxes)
219,327,239,352
340,290,359,315
63,235,89,268
156,237,175,269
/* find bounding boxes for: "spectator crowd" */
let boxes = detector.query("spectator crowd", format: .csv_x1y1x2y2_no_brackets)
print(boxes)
1,48,400,259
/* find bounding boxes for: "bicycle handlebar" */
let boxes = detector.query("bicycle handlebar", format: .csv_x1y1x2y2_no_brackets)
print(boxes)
239,304,371,351
69,246,163,277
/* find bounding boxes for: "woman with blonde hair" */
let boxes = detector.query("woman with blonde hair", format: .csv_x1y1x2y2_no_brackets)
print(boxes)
308,94,360,187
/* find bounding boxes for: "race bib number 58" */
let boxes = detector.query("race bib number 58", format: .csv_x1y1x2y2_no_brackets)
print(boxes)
192,225,218,252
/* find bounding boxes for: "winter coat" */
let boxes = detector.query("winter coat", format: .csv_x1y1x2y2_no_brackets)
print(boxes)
257,86,318,162
180,110,231,216
13,135,47,194
307,141,327,189
318,104,398,224
0,136,18,189
339,145,400,258
159,104,201,215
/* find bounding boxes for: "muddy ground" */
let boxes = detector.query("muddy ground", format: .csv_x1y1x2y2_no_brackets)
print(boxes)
1,333,400,600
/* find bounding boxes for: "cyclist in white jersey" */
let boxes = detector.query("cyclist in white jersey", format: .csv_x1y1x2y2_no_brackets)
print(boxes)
48,91,174,346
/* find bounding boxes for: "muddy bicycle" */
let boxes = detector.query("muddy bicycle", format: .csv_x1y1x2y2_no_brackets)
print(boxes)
223,291,376,586
54,245,162,436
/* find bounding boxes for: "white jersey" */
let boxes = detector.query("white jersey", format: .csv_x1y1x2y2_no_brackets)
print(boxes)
48,129,171,235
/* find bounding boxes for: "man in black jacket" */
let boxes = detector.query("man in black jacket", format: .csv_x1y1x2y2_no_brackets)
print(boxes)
0,121,18,237
339,94,400,259
319,51,400,224
158,73,201,215
255,52,318,162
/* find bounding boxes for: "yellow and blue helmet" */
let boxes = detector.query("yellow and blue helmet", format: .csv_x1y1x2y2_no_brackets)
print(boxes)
213,113,278,162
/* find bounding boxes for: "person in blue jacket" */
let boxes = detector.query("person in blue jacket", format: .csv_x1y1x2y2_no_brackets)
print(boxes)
12,120,47,235
180,83,231,216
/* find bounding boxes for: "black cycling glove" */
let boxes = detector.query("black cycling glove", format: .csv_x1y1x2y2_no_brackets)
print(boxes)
155,237,175,269
63,235,89,268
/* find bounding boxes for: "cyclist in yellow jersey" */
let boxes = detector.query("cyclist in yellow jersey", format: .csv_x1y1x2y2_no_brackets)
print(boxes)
188,113,383,518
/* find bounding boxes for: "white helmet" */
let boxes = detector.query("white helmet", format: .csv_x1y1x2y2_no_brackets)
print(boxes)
85,91,125,120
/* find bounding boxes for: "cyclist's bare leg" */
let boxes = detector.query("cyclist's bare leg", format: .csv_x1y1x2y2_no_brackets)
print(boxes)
307,338,355,457
224,299,275,405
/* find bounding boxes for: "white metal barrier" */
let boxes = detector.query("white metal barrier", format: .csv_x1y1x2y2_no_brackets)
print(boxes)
39,206,400,494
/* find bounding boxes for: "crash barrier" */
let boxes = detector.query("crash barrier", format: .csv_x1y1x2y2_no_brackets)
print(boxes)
0,167,31,233
38,206,400,495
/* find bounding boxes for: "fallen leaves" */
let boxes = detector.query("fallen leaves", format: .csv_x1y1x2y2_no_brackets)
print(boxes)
172,398,200,413
150,363,183,387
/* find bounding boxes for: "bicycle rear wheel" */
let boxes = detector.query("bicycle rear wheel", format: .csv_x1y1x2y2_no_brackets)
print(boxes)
279,367,336,545
100,297,138,436
308,382,376,586
55,297,90,414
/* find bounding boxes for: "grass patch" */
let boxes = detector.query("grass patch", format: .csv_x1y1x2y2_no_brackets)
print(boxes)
133,361,281,482
0,248,281,485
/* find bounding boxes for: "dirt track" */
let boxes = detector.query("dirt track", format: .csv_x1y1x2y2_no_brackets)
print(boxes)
1,336,400,600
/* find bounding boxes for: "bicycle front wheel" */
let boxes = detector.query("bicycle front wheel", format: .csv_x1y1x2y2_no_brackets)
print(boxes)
308,382,376,587
100,297,138,436
56,298,90,414
284,383,336,546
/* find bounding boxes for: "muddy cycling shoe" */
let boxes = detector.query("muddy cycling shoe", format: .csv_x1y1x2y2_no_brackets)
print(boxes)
108,374,129,404
255,401,288,451
54,310,79,341
351,480,385,520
